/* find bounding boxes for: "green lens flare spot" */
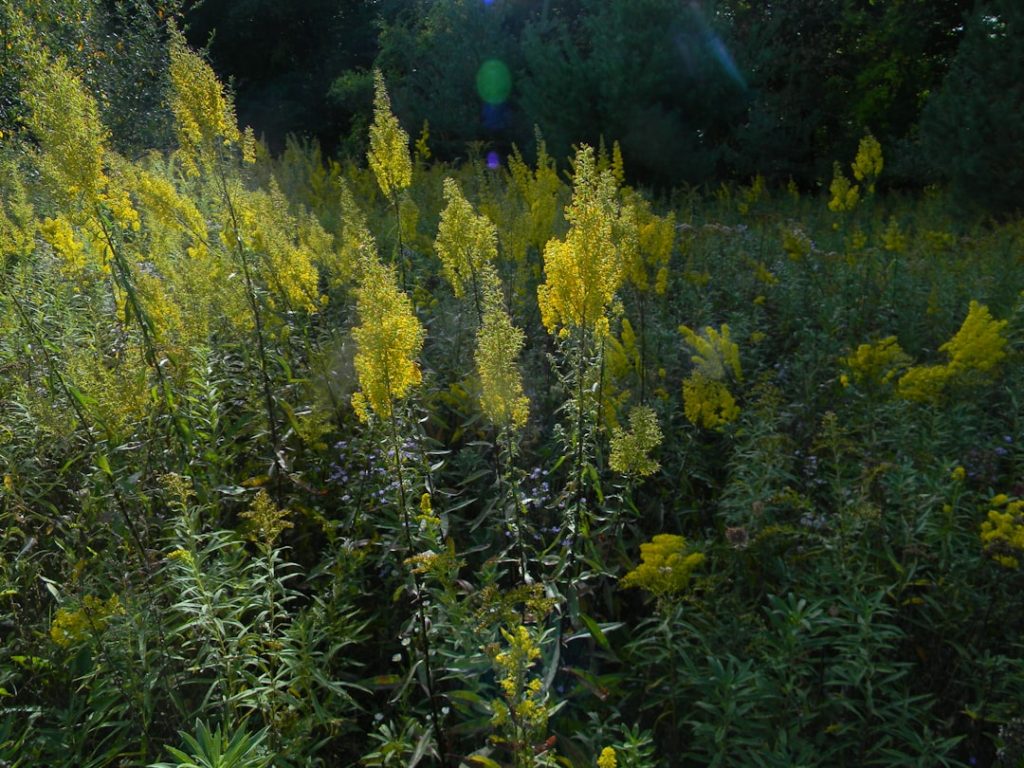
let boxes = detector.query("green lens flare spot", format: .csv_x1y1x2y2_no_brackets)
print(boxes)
476,59,511,105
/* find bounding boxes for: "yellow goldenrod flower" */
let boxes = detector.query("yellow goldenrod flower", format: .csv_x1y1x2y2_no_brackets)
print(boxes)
896,364,952,403
881,216,906,253
951,466,966,482
598,746,618,768
940,300,1008,374
620,533,705,600
842,336,911,386
609,405,663,478
50,594,124,648
367,70,412,201
476,296,530,430
350,254,425,421
22,52,107,208
980,498,1024,569
781,224,812,261
168,26,241,176
679,324,742,382
537,145,621,338
435,178,500,300
828,162,860,213
851,134,884,193
240,489,293,547
683,374,740,429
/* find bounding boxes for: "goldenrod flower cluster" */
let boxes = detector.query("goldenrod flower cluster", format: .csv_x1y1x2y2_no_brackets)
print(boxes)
227,181,323,313
881,216,907,253
507,138,563,255
537,145,622,338
782,224,812,260
334,180,377,286
619,190,674,295
240,489,293,547
490,625,548,743
842,336,911,387
620,534,705,600
476,296,530,430
609,405,663,478
940,300,1008,373
679,324,741,381
435,178,500,300
828,162,860,213
896,301,1008,402
678,323,742,429
350,254,425,422
367,70,412,202
168,27,241,176
23,53,107,207
597,746,618,768
852,134,884,193
682,375,740,430
39,215,90,277
980,496,1024,569
50,594,124,648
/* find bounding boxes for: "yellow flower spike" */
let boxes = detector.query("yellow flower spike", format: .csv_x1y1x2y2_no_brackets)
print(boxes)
852,134,884,193
679,323,742,382
940,301,1008,374
609,405,663,478
167,25,241,176
842,336,911,386
350,254,425,421
435,177,500,300
368,69,412,201
620,533,705,600
537,145,622,337
598,746,618,768
828,162,860,213
22,52,108,209
980,499,1024,569
476,296,530,430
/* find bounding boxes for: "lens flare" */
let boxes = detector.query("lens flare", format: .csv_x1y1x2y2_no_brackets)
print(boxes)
476,59,512,105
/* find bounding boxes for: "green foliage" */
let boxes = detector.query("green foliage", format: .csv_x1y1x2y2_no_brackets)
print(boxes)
3,24,1024,768
919,0,1024,215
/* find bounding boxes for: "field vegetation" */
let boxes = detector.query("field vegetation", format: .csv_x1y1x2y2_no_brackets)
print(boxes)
1,3,1024,767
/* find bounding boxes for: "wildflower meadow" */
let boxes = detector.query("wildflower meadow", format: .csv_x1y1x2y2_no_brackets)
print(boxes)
1,5,1024,768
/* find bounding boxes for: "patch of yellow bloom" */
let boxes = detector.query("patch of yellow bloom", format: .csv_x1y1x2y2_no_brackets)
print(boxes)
881,216,907,253
620,534,705,600
50,594,124,648
828,162,860,213
597,746,618,768
435,178,500,301
842,336,911,387
240,489,293,547
851,134,884,193
167,26,241,176
980,497,1024,569
367,70,412,202
537,145,622,338
490,625,548,745
679,324,742,382
23,53,107,208
897,301,1008,402
682,375,740,430
609,405,663,478
781,224,812,261
350,254,425,422
941,300,1008,374
679,323,742,429
476,295,530,430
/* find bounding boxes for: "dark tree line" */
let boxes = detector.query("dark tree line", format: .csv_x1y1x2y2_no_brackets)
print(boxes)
2,0,1022,212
